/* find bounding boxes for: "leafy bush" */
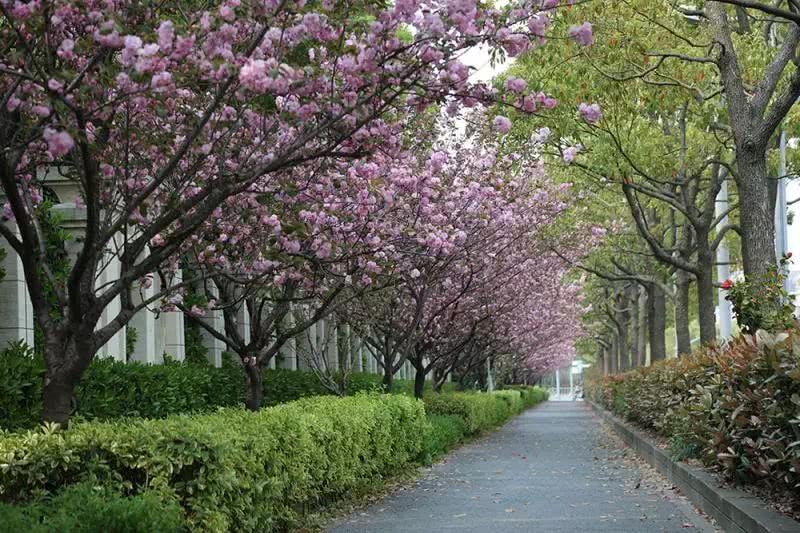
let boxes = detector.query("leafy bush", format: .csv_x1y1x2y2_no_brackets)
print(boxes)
0,342,43,430
423,389,545,435
261,368,382,405
0,394,426,532
491,390,524,413
0,343,384,430
723,255,796,334
422,415,466,463
0,483,185,532
390,378,457,395
586,331,800,512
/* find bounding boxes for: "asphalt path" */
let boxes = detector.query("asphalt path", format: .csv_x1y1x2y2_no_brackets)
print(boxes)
328,401,716,532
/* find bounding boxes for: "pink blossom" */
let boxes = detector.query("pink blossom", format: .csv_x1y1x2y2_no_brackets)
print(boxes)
493,116,512,134
505,77,527,93
31,105,50,117
563,145,581,163
578,102,602,124
568,22,593,47
157,21,174,50
42,127,74,158
47,79,64,93
57,39,75,59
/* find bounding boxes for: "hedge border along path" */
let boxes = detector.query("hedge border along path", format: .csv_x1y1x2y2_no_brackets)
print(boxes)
589,401,799,533
0,394,428,532
0,388,548,532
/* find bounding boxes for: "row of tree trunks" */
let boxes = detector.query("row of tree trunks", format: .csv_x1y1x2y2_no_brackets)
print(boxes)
602,282,667,375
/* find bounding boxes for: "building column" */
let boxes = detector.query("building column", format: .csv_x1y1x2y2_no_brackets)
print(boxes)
294,309,313,371
324,318,339,371
155,270,185,361
0,224,35,349
128,274,157,364
353,335,364,372
341,324,351,370
95,241,126,362
279,311,297,370
199,283,225,367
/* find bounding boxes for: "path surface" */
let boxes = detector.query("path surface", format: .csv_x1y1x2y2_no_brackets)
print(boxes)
328,401,716,532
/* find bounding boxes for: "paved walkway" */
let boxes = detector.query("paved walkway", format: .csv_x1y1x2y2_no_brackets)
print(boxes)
328,401,716,532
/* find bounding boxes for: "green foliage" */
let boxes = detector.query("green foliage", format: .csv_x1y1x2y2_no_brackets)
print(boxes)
0,394,427,532
421,415,466,463
504,385,549,408
0,342,389,430
390,378,457,396
261,368,382,405
183,322,210,366
423,388,547,435
0,342,44,431
724,257,796,334
587,332,800,509
0,483,185,533
76,357,244,420
125,327,138,361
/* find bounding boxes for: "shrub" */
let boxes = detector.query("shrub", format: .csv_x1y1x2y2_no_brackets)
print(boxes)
491,390,525,414
390,378,457,396
0,483,185,532
586,330,800,513
424,392,517,434
422,415,466,463
0,343,384,430
261,368,382,405
0,342,43,430
0,393,426,532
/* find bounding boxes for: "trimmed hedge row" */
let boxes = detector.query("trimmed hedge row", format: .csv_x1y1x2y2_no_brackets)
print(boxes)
423,387,548,435
586,331,800,514
0,382,548,530
0,343,387,430
0,483,185,532
0,393,427,532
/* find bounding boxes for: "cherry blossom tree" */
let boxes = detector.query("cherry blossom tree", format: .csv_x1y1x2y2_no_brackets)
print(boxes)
0,0,588,423
345,132,592,396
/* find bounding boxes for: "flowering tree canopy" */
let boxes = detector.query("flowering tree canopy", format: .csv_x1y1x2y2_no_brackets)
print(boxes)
0,0,592,421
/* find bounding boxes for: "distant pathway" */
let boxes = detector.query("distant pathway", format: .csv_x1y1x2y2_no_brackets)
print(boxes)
328,401,716,532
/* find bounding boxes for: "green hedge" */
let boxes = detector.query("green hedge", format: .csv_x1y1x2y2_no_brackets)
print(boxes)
505,385,549,408
0,483,185,532
390,378,457,396
0,393,426,532
423,388,547,435
262,367,382,406
0,343,382,430
422,414,467,462
586,331,800,510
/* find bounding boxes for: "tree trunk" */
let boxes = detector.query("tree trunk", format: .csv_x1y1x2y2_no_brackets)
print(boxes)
432,367,446,392
413,364,426,399
41,333,93,425
646,284,666,363
244,363,263,411
736,151,776,278
675,270,692,356
595,343,606,375
696,241,717,346
609,334,618,374
42,373,78,425
382,354,394,392
630,288,640,369
616,292,630,372
637,287,647,367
